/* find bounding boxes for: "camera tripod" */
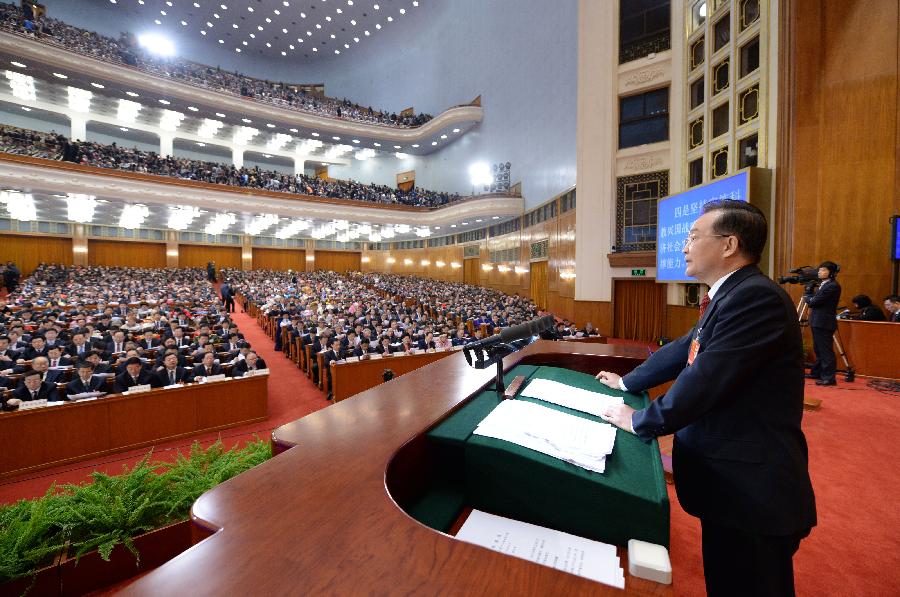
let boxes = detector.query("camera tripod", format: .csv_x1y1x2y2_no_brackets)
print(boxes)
796,296,855,382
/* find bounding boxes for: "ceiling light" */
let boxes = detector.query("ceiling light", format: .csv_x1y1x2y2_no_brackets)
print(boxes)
242,118,252,123
67,87,92,113
266,123,276,128
289,45,294,49
462,222,469,226
233,126,258,146
395,224,411,234
336,8,342,13
289,128,298,133
119,127,129,131
160,11,167,15
20,106,30,111
281,51,286,55
10,61,25,68
205,212,236,235
181,20,187,25
139,32,176,56
453,128,461,133
440,135,447,139
364,30,370,35
311,132,319,136
301,12,306,18
219,39,224,43
411,144,419,148
450,224,456,228
413,1,418,6
344,43,349,48
373,142,381,147
194,2,200,6
266,17,272,22
126,91,139,97
275,219,310,239
347,0,353,4
374,3,379,9
117,99,141,123
434,226,441,230
215,112,226,117
5,71,36,101
187,106,199,111
475,219,483,223
376,23,381,29
282,28,287,33
249,34,255,39
232,23,238,28
220,3,227,9
492,216,500,219
262,154,272,158
197,118,224,139
395,152,408,159
0,191,36,221
207,21,213,26
393,145,401,149
352,139,360,144
350,19,356,25
154,20,161,25
65,193,98,223
315,23,321,28
387,16,392,22
158,99,171,105
431,141,437,146
247,6,253,11
330,33,336,39
196,142,206,146
201,30,207,34
246,214,280,235
90,82,104,89
52,72,67,79
274,9,281,15
159,109,185,131
353,37,359,42
332,136,340,140
119,204,149,229
168,205,202,230
266,42,272,47
399,8,405,14
326,16,332,21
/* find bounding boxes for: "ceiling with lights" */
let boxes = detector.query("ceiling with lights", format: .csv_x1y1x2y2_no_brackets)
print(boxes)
0,190,508,242
62,0,422,63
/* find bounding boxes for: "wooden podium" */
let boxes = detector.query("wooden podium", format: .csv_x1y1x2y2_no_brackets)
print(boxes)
122,342,671,596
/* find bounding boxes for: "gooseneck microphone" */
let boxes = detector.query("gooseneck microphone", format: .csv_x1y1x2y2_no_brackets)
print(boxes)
465,315,556,353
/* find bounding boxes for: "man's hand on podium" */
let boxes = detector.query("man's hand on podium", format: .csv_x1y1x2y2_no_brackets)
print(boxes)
600,404,636,434
595,371,622,389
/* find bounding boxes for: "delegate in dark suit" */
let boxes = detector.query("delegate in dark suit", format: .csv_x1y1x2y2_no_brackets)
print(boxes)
190,363,224,380
597,201,815,597
153,366,193,386
804,263,841,385
66,375,106,395
13,381,60,402
231,357,268,377
113,369,158,393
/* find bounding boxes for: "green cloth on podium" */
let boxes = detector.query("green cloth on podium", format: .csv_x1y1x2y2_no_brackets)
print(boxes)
459,365,669,547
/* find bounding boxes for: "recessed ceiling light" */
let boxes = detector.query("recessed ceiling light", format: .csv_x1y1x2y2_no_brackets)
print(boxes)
274,9,281,15
154,19,161,24
344,43,349,48
475,219,483,223
266,17,272,22
232,23,238,28
330,33,335,39
282,28,287,33
160,10,167,16
387,16,392,22
218,39,224,43
325,16,332,21
207,21,213,26
353,37,359,42
462,222,469,225
492,216,500,219
235,47,241,52
315,23,321,29
393,145,401,149
242,118,252,123
332,136,341,140
166,1,173,5
52,72,67,79
347,0,353,4
215,112,226,117
10,61,25,68
450,224,457,228
311,132,320,136
243,40,248,45
220,3,227,9
289,44,294,49
399,8,405,14
20,106,31,111
336,8,342,13
364,30,370,35
180,20,187,25
413,1,418,6
289,128,298,133
376,23,381,29
352,139,360,143
120,127,129,131
440,134,447,139
201,30,207,34
373,142,381,147
281,51,286,56
266,42,271,47
247,6,253,11
214,13,220,18
250,34,255,38
197,141,206,146
431,141,437,145
374,3,379,8
266,123,276,128
90,82,105,89
158,99,171,104
194,2,200,6
411,144,419,148
301,12,306,18
434,226,440,230
350,19,356,25
187,106,199,111
453,128,461,133
126,91,139,97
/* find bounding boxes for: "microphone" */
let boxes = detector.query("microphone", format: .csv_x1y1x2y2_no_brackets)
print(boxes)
465,315,556,353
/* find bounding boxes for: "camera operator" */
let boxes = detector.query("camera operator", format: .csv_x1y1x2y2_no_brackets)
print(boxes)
804,261,841,386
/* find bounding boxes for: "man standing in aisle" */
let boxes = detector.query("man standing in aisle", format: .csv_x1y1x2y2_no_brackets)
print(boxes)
804,262,841,385
596,200,815,596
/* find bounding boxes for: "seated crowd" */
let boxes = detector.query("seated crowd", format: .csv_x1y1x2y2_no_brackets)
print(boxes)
224,268,598,397
0,124,462,208
0,264,265,411
0,2,433,128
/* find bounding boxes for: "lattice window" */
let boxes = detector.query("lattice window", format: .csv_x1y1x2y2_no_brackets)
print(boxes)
713,58,730,95
529,239,549,260
690,37,705,70
615,170,668,252
689,117,704,149
689,158,704,187
740,0,761,30
739,134,759,168
463,244,481,258
712,103,730,138
713,13,730,52
711,147,729,178
690,76,705,109
739,84,760,124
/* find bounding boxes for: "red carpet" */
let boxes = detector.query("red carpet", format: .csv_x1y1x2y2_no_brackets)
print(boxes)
0,306,329,504
2,321,899,595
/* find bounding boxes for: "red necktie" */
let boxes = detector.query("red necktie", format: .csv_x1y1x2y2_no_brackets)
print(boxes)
698,294,711,319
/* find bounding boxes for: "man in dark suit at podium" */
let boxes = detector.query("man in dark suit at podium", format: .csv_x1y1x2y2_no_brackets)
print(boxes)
804,261,841,386
597,200,815,596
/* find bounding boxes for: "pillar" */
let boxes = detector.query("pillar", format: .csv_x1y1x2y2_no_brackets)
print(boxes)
574,0,616,302
159,133,174,158
69,114,87,141
293,155,306,176
72,224,88,265
232,147,244,169
166,231,179,268
305,239,315,272
241,235,253,271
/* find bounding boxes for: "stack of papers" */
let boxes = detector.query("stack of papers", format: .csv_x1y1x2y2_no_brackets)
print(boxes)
456,510,625,588
473,400,617,473
520,378,624,417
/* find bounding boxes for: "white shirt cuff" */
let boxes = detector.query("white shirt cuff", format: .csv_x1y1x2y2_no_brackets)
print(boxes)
618,378,628,392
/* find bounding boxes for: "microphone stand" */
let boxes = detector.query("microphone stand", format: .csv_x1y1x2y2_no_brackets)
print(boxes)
464,342,518,398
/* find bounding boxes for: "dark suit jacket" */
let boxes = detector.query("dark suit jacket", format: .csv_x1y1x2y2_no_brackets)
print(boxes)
231,358,268,377
625,265,816,536
67,344,91,359
190,363,224,380
13,381,60,402
153,366,192,386
805,279,841,331
47,356,72,368
66,375,106,395
113,370,159,393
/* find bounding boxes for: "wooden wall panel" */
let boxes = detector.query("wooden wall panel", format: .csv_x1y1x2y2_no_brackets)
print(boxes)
778,0,899,308
179,244,242,270
88,240,166,268
314,250,360,273
665,305,699,340
0,234,71,276
252,248,306,272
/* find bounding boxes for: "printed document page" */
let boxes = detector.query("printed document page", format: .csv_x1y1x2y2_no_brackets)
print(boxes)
520,378,624,417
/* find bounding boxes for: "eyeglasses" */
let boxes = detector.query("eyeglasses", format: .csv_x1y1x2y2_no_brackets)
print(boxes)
682,233,731,248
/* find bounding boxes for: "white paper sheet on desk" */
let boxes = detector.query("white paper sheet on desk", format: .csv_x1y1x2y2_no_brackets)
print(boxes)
456,509,624,589
520,378,625,417
473,400,616,474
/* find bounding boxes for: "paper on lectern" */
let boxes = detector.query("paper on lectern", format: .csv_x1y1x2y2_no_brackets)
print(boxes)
473,400,617,473
520,378,624,417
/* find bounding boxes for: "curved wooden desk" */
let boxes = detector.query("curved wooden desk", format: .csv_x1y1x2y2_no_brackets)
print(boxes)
122,341,669,595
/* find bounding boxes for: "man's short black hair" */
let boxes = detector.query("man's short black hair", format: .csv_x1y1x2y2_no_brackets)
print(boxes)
22,369,41,379
702,199,767,263
76,361,94,370
885,294,900,302
125,356,142,365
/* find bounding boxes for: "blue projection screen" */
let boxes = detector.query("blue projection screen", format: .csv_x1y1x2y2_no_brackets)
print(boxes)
656,171,749,282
